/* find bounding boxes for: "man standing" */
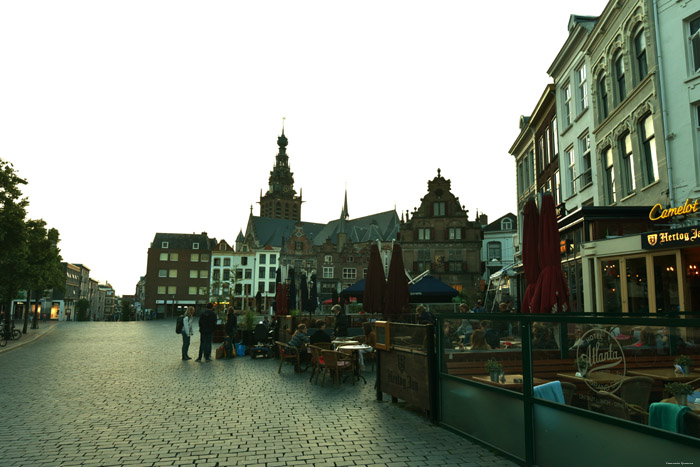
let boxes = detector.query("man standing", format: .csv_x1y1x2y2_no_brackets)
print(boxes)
196,303,217,362
182,306,195,360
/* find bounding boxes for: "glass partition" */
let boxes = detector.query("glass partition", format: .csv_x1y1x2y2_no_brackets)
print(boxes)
601,260,622,313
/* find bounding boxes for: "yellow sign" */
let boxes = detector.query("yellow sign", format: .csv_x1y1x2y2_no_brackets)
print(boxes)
649,198,699,221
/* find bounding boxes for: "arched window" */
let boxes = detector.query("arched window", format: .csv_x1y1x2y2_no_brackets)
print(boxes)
639,114,659,185
614,52,626,104
501,218,512,231
633,26,648,84
597,73,609,122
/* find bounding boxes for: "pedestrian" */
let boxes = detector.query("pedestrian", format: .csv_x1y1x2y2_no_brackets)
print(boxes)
181,306,195,360
196,303,217,362
255,290,263,314
225,306,237,357
332,304,348,337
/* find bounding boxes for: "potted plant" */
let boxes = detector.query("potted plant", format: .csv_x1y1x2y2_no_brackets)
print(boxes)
242,309,257,347
665,381,693,406
575,356,589,377
675,355,693,375
485,359,503,382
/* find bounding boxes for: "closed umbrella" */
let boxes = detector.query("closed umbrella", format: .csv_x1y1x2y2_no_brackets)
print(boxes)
300,273,310,315
287,268,296,312
363,244,386,315
529,193,570,314
384,242,409,319
521,199,541,314
309,273,318,314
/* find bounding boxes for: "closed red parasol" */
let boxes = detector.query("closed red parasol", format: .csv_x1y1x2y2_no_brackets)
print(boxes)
521,199,541,314
529,193,570,314
363,244,386,315
384,242,409,318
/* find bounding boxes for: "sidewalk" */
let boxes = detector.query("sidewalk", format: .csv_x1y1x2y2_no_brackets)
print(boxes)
0,320,58,353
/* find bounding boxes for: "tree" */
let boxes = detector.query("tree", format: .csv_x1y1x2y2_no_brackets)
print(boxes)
0,159,29,327
76,298,90,321
23,220,63,331
120,300,132,322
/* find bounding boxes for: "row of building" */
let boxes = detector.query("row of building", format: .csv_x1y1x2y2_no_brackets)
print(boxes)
138,130,518,317
508,0,700,314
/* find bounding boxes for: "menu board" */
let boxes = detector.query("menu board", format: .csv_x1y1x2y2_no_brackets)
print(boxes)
375,321,390,350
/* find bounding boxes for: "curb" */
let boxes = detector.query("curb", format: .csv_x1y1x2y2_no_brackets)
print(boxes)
0,323,58,354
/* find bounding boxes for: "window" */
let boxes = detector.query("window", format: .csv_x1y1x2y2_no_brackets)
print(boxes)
603,147,617,204
200,254,209,262
576,64,588,112
640,114,659,186
270,255,276,264
563,82,572,127
192,242,199,250
199,287,207,296
213,258,221,266
614,53,626,104
517,161,524,195
346,256,354,262
269,267,275,278
342,268,357,280
525,150,533,186
449,261,462,272
223,270,230,281
189,270,198,279
554,171,562,206
158,269,167,278
213,270,220,280
244,269,252,279
169,269,177,278
619,132,636,196
200,270,208,279
160,252,168,261
191,253,199,262
633,27,648,83
157,286,166,294
538,135,545,171
167,286,176,295
551,117,559,159
295,242,303,250
502,218,512,231
189,286,197,295
170,253,178,261
260,255,266,265
448,227,462,240
580,133,592,187
161,241,169,248
323,267,334,279
258,282,265,294
363,268,368,278
690,16,700,73
433,202,445,216
418,228,431,240
567,147,576,197
545,128,552,165
241,257,248,266
259,267,266,279
223,258,231,267
487,242,502,261
324,255,333,263
598,74,609,121
268,282,275,294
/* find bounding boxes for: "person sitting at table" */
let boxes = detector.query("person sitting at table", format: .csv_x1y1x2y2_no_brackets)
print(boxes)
309,320,331,345
469,329,491,351
532,323,558,350
480,320,500,349
358,322,376,370
455,304,473,344
288,324,310,352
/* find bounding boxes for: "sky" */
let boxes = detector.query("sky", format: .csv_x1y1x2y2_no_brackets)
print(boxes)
1,0,610,296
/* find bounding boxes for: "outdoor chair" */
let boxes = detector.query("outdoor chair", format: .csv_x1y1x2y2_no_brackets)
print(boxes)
308,345,326,384
560,381,576,405
619,376,654,411
276,341,300,374
597,391,648,424
320,350,355,387
685,411,700,438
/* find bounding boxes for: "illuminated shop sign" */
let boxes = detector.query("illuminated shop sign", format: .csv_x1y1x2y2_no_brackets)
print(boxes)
649,198,699,221
641,226,700,250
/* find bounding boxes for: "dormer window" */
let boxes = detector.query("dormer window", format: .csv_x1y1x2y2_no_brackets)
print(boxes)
162,241,169,248
502,218,513,231
193,242,200,250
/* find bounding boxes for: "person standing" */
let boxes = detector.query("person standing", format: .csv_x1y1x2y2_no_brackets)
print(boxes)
196,303,217,362
332,304,348,337
182,306,195,360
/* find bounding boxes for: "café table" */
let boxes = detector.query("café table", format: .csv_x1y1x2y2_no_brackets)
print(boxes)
332,339,359,348
337,344,371,384
660,397,700,413
557,371,629,385
472,374,548,390
627,368,700,383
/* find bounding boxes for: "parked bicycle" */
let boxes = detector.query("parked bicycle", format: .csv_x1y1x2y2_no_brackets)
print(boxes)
0,322,21,341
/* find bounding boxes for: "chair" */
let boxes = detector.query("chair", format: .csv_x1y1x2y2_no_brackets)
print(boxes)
314,342,332,350
619,376,654,411
560,381,576,405
308,345,326,384
597,391,648,424
685,411,700,438
320,350,355,386
276,341,300,374
362,347,377,371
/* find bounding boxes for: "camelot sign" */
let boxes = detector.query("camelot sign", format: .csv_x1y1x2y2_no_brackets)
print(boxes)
649,198,699,221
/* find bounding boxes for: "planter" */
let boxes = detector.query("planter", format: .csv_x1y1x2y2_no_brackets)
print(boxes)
681,365,690,375
490,371,500,382
675,394,689,406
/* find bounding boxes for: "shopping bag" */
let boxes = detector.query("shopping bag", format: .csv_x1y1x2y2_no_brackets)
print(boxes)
216,344,226,359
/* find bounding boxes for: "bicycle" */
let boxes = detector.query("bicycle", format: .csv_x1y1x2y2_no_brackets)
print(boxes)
0,323,21,341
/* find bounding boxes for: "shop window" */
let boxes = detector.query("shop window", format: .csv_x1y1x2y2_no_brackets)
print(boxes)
626,257,649,313
653,255,680,312
601,260,622,313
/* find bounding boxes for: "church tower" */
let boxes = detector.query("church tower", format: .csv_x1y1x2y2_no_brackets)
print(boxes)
259,127,302,220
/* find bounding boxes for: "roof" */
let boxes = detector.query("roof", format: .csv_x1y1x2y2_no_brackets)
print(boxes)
248,217,326,247
483,213,517,233
151,232,218,250
312,210,400,245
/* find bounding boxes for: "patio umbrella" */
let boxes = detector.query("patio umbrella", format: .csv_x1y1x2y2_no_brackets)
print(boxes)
287,268,297,312
529,193,570,314
309,273,318,314
521,198,541,314
275,282,288,316
300,273,310,315
384,242,409,318
363,244,386,315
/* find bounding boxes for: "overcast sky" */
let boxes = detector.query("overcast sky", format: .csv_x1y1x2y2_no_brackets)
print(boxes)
1,0,609,296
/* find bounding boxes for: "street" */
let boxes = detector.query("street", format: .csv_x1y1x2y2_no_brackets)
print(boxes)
0,320,515,466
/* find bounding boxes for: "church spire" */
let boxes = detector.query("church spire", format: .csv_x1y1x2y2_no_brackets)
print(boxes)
342,187,349,220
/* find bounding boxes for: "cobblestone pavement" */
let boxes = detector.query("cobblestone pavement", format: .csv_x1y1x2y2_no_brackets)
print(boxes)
0,320,517,467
